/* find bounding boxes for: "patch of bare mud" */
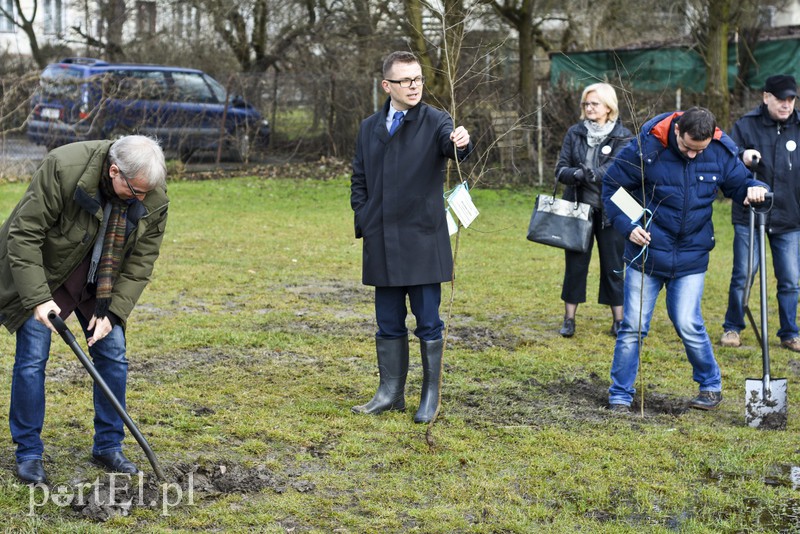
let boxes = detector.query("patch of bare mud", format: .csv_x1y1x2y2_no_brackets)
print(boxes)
445,324,522,351
456,372,689,429
540,373,690,417
46,362,89,384
285,280,373,307
263,314,376,338
133,347,322,377
63,458,314,522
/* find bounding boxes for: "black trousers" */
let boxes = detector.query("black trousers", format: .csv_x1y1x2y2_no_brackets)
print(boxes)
560,215,625,306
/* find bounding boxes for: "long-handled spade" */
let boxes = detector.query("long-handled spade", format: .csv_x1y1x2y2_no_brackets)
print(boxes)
742,190,788,429
48,311,166,479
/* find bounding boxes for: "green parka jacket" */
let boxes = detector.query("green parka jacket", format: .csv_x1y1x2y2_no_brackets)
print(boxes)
0,140,169,333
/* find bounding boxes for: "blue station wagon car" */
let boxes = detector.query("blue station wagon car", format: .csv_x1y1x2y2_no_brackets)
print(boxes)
27,57,270,161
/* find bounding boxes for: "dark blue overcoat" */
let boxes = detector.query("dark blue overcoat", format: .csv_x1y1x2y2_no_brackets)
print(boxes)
351,99,471,287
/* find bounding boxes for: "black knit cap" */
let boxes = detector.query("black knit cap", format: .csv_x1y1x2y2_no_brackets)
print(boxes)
763,75,798,99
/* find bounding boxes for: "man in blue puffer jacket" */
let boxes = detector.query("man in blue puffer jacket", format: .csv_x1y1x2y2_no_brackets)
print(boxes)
602,107,769,412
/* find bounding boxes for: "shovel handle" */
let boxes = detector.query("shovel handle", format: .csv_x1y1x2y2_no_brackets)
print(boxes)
48,312,74,341
748,155,773,210
742,190,774,340
47,312,167,481
750,191,774,207
742,208,759,343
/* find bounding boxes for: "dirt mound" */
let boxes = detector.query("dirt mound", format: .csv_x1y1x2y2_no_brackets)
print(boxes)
71,458,314,522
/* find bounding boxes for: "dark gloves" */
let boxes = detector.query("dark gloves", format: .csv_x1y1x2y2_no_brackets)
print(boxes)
561,166,596,185
580,164,597,183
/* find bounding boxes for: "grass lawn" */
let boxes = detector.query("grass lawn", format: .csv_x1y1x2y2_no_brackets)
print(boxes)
0,171,798,532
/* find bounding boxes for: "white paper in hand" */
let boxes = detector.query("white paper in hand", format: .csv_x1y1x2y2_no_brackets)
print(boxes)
610,187,644,223
446,182,479,228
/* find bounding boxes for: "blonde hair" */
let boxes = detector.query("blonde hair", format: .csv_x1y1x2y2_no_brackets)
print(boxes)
579,83,619,122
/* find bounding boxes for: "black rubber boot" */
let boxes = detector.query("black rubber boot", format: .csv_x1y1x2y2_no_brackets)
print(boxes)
414,338,443,424
352,337,409,415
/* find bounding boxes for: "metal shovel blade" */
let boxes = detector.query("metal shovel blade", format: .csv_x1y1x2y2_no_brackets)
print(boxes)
745,377,788,430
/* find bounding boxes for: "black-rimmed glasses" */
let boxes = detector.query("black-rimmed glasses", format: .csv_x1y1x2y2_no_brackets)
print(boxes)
386,76,425,88
116,167,147,197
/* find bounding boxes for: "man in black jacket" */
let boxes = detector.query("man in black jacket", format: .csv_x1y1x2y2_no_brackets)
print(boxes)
721,75,800,351
350,51,472,423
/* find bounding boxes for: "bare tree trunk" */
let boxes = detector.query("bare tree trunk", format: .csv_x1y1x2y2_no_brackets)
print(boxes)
403,0,467,112
705,0,731,129
484,0,552,127
104,0,127,61
1,0,47,68
518,0,535,124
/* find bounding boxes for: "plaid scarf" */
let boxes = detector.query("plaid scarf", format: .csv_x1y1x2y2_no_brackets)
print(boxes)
90,175,129,319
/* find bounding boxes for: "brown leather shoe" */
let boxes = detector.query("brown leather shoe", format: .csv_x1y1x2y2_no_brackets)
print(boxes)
720,330,741,347
781,337,800,352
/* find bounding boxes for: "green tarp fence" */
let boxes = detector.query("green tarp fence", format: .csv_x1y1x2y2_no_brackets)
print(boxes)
550,38,800,93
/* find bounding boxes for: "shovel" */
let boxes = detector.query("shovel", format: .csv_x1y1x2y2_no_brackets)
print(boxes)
48,311,167,479
741,190,787,430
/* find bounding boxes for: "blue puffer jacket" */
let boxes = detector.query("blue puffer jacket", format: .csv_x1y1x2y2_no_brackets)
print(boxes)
602,111,768,278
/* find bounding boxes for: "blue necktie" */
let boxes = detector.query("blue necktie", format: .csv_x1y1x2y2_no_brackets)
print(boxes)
389,111,404,136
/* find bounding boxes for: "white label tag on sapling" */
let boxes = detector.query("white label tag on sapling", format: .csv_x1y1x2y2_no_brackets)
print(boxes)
446,182,479,228
610,187,645,223
446,209,458,235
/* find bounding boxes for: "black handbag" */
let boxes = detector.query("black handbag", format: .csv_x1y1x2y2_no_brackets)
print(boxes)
526,181,593,253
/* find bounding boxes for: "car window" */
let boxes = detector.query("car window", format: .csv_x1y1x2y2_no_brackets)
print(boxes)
170,72,217,103
106,70,168,101
39,66,85,98
203,74,228,103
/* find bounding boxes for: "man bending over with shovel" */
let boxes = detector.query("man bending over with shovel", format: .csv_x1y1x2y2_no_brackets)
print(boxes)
0,136,168,483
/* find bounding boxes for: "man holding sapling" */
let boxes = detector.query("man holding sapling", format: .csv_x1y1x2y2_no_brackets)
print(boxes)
602,107,768,413
350,51,472,423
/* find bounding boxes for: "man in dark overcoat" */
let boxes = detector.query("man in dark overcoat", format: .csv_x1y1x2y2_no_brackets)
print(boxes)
350,50,473,423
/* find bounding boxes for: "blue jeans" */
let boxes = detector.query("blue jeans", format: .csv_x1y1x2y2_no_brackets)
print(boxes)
9,312,128,462
723,224,800,341
609,267,721,406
